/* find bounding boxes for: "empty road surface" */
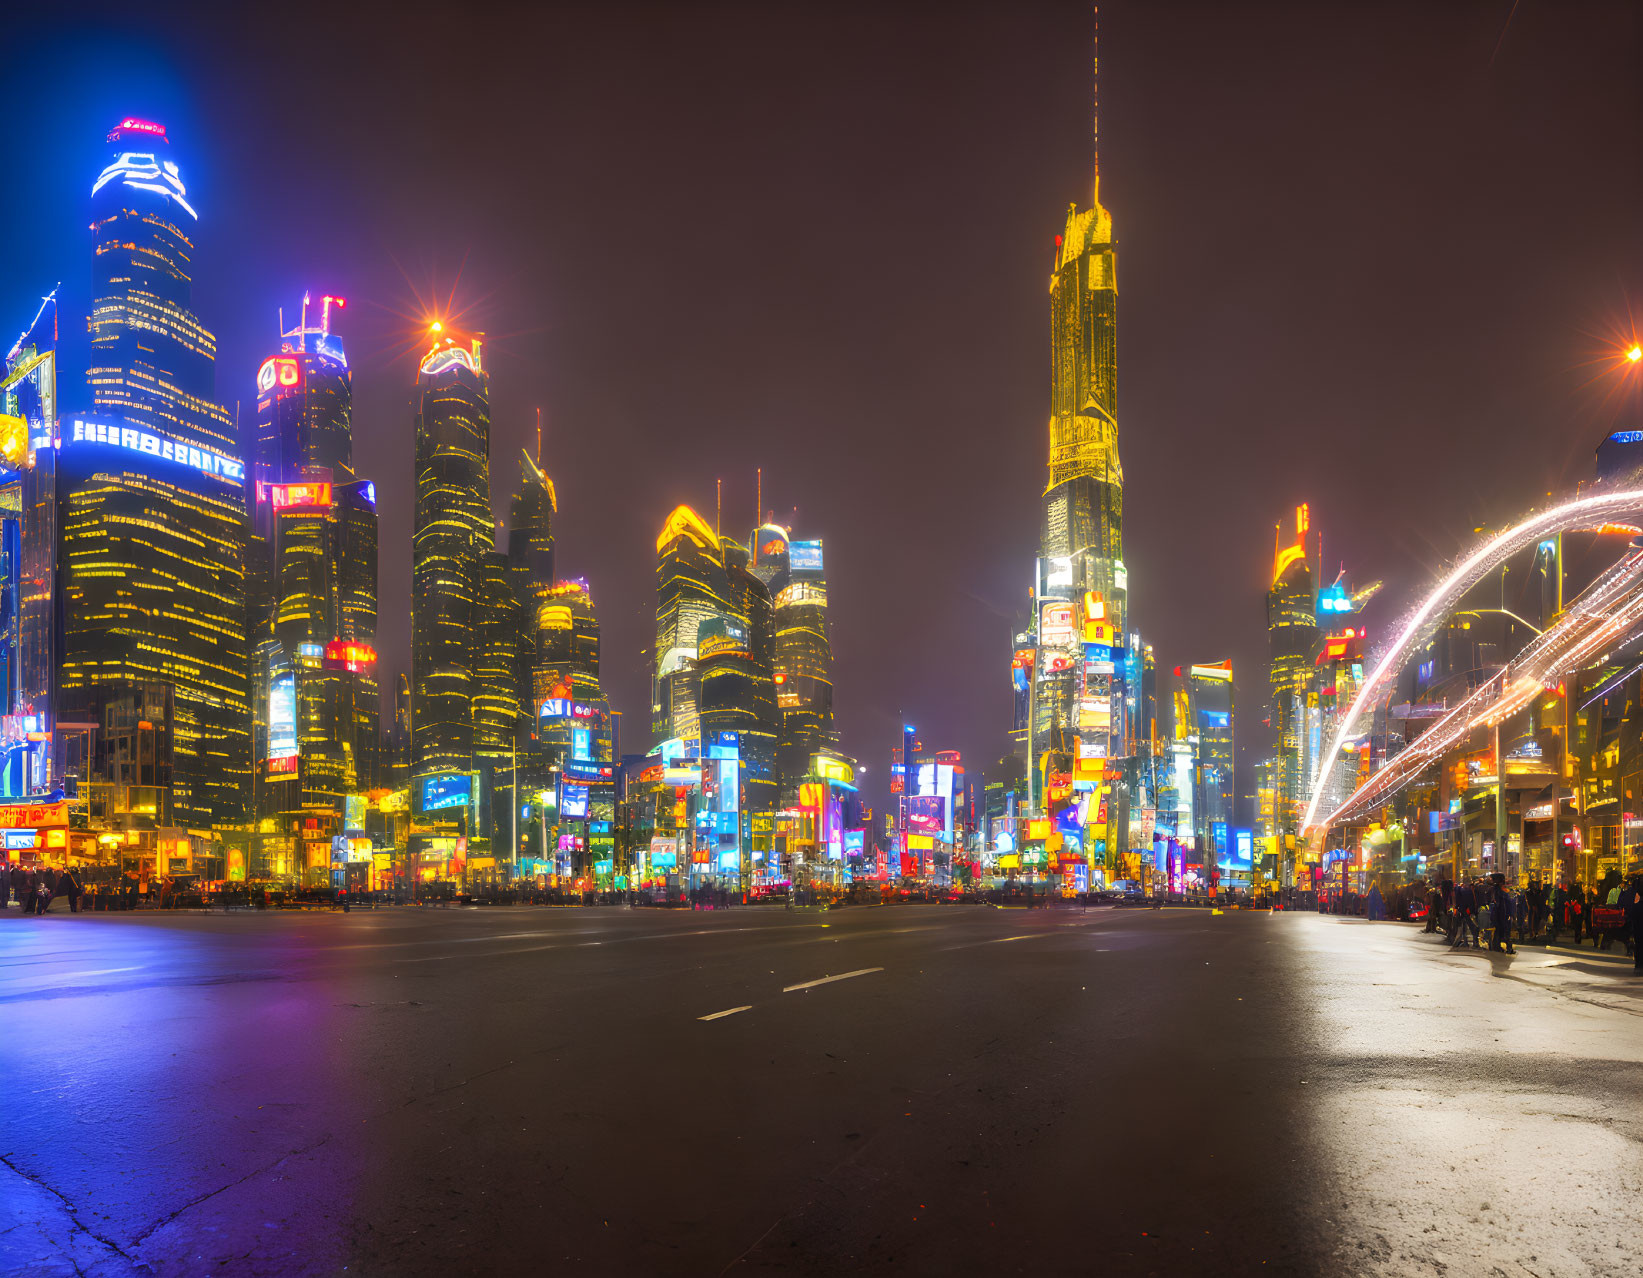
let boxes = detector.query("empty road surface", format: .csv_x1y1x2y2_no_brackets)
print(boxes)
2,903,1640,1276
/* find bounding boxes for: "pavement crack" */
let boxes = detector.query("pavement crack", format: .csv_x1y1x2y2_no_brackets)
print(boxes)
127,1133,334,1247
0,1151,145,1271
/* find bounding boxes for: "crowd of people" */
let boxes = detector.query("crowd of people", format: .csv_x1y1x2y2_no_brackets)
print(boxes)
3,864,85,914
1416,871,1643,970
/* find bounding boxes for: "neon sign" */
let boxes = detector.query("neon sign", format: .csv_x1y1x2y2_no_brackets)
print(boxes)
91,152,196,219
419,345,479,377
270,482,332,509
67,416,243,483
323,641,377,672
257,358,302,393
539,698,598,720
110,118,166,140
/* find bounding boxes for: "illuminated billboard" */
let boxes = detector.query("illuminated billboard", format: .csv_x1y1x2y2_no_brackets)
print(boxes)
1038,555,1075,596
322,641,377,673
269,482,332,509
420,774,472,812
561,784,589,818
788,540,823,572
904,795,945,835
756,527,788,562
256,357,302,394
67,416,244,484
1040,601,1075,649
267,674,297,765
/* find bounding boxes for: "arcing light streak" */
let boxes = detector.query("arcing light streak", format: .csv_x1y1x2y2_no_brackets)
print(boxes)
1581,658,1643,711
1302,487,1643,832
1321,546,1643,826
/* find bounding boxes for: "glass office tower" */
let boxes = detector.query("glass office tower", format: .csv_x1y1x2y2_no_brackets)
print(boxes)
60,119,250,832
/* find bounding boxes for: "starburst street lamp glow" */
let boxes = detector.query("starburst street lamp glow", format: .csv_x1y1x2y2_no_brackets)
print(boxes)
1628,344,1642,363
429,320,443,334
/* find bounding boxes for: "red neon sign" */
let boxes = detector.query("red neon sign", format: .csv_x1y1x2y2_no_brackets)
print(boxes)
323,640,378,672
111,117,167,140
271,483,332,510
257,357,302,394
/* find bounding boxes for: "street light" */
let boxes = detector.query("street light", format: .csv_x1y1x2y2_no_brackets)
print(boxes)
1628,344,1642,364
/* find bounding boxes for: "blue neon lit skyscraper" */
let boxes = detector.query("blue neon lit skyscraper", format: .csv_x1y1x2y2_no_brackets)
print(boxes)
58,119,251,834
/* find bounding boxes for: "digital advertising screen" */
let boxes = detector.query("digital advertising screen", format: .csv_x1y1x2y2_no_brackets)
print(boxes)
267,674,297,763
904,794,946,835
561,784,589,818
420,773,472,812
788,540,823,572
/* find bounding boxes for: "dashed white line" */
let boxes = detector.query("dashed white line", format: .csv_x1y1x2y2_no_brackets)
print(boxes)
782,967,884,993
698,1005,753,1021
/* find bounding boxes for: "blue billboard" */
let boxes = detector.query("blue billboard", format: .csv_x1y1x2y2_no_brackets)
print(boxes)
420,773,472,812
789,540,823,572
561,783,589,818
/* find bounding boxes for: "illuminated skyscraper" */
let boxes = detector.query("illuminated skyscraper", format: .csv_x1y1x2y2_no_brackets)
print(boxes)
507,449,555,606
653,505,732,743
773,537,834,790
1267,504,1318,848
1,290,59,796
722,539,778,821
247,303,382,837
410,331,491,779
534,580,601,704
59,119,250,832
1029,22,1124,788
1185,661,1235,867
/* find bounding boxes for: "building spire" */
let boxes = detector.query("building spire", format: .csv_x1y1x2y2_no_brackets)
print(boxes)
1092,4,1100,193
535,406,542,464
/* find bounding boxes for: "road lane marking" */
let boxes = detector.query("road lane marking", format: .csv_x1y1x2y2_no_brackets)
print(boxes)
698,1005,752,1021
52,966,143,979
783,967,883,993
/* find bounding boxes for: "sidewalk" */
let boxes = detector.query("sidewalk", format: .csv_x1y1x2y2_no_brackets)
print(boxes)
1412,924,1636,967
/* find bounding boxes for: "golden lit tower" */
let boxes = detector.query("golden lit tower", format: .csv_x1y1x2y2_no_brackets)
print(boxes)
1041,10,1120,594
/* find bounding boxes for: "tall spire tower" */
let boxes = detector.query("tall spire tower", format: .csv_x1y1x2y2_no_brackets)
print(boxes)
1026,6,1131,880
1042,4,1120,581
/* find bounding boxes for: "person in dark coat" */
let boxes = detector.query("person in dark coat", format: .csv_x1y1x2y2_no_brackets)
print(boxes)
1422,881,1442,933
59,867,82,913
36,868,56,914
1487,873,1515,954
1623,874,1643,973
1450,880,1481,949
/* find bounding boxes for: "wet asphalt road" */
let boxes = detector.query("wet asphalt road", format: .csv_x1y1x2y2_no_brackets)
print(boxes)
2,903,1640,1277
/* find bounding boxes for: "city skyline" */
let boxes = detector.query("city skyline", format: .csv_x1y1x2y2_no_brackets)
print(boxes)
5,8,1643,1275
1,2,1639,815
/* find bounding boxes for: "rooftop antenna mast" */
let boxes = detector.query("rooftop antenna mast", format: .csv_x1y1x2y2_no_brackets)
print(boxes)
716,478,722,538
1092,4,1100,192
535,406,542,464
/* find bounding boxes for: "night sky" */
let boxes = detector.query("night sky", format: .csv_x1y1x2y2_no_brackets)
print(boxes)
3,2,1640,815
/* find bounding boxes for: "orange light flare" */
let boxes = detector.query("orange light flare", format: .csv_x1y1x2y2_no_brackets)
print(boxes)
1569,309,1643,406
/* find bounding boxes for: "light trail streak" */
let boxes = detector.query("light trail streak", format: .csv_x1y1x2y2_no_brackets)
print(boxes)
1321,546,1643,827
1301,488,1643,833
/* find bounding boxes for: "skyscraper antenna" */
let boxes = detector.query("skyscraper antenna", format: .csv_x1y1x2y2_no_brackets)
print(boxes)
716,478,722,538
756,468,762,530
535,406,542,464
1092,4,1100,187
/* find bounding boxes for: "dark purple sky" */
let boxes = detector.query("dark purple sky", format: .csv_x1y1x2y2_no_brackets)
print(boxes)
3,2,1640,814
